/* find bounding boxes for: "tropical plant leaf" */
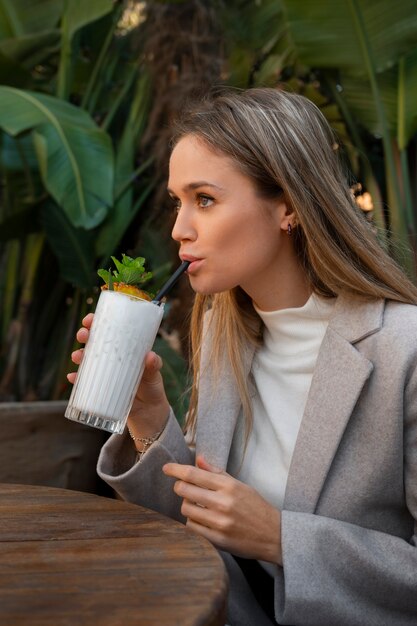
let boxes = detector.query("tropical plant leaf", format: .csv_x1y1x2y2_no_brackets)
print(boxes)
58,0,114,99
62,0,113,43
0,0,63,38
95,72,153,260
220,0,286,86
40,202,96,288
337,66,398,136
280,0,417,266
398,49,417,149
0,167,44,225
0,132,38,171
0,239,20,343
0,86,114,228
0,30,60,68
283,0,417,140
284,0,417,72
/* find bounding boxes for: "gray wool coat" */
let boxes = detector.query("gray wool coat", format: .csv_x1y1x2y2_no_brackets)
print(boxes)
97,294,417,626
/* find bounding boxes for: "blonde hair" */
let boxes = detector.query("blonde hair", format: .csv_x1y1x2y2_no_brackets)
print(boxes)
170,87,417,439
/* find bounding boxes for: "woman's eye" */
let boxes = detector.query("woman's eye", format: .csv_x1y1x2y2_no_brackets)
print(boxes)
198,194,213,208
170,197,181,212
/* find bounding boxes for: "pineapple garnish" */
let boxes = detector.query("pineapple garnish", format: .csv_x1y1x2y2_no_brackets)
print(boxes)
98,255,153,301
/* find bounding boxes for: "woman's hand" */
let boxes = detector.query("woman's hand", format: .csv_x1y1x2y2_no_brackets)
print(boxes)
163,455,282,565
67,313,95,384
68,313,170,437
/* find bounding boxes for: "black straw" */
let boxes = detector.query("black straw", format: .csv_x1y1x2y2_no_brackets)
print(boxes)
152,260,191,304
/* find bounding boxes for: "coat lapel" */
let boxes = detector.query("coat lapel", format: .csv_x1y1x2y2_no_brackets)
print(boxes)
195,294,385,510
284,294,384,513
195,318,256,470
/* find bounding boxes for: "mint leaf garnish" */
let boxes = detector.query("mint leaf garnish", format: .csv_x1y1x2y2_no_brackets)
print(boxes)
98,254,152,289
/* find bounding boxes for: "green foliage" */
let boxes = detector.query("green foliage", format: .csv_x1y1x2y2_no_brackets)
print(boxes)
0,1,188,411
0,86,113,228
221,0,417,276
283,0,417,247
97,255,152,288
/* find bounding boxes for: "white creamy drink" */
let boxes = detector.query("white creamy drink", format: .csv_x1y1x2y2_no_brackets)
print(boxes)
65,290,164,434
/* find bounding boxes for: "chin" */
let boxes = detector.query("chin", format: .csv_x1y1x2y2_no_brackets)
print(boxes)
190,278,238,296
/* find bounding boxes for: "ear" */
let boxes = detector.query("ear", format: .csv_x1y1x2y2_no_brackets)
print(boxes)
279,203,297,233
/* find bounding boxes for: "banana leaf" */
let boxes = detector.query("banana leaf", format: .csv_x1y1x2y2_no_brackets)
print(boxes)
282,0,417,265
0,131,38,171
284,0,417,71
0,86,114,229
96,71,153,261
0,30,60,68
57,0,114,99
0,0,63,38
283,0,417,144
40,202,96,289
397,49,417,150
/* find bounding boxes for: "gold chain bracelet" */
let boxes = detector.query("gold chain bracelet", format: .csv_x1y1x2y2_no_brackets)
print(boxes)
127,425,163,464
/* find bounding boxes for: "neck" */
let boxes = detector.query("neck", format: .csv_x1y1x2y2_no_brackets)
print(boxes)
245,246,311,312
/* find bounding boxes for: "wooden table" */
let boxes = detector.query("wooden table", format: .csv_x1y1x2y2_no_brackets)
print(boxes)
0,483,228,626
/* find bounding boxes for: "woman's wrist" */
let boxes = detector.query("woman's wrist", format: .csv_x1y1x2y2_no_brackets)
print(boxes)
127,401,170,443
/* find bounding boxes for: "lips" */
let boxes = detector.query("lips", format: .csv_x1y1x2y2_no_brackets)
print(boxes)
179,254,204,274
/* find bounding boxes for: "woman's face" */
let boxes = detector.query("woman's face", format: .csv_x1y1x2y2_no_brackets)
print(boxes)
168,135,292,306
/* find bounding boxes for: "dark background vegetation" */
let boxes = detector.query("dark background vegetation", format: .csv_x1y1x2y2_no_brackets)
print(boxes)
1,0,416,423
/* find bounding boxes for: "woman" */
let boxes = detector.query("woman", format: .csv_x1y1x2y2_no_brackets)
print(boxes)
69,88,417,625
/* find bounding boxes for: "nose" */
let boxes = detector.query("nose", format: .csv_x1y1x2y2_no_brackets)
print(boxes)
171,207,197,243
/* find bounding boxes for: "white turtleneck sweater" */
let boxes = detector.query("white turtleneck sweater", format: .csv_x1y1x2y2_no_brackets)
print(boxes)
227,293,335,572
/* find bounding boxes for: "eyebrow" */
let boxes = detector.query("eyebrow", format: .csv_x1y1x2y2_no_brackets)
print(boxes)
167,181,225,195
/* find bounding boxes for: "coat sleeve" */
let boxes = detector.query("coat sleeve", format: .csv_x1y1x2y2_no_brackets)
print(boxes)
97,407,194,521
273,361,417,626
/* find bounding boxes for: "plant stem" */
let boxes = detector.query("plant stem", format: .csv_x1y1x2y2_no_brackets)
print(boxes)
57,13,71,100
400,147,415,241
348,0,408,250
397,56,415,234
0,234,44,398
15,137,36,201
101,64,138,132
1,240,20,343
81,5,123,112
1,0,24,37
114,156,153,203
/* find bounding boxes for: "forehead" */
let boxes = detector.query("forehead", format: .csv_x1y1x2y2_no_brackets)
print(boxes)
169,135,241,180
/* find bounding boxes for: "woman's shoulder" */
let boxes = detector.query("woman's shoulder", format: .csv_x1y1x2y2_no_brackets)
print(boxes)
383,299,417,330
332,293,417,352
377,299,417,360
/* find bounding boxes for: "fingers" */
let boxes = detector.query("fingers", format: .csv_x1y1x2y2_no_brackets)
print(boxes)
76,327,89,344
141,351,164,382
173,481,220,509
67,313,93,385
196,455,222,474
75,313,94,344
71,347,84,365
82,313,94,328
67,372,77,384
181,499,228,531
163,463,226,490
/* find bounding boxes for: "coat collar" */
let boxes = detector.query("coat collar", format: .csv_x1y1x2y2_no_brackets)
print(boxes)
284,293,384,512
328,292,384,343
195,294,385,511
